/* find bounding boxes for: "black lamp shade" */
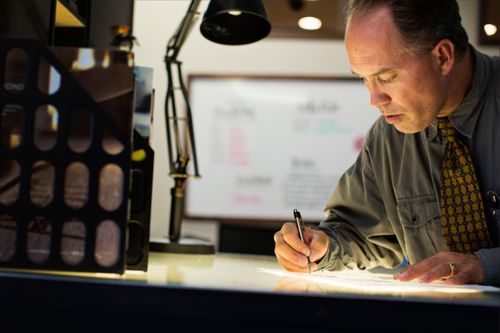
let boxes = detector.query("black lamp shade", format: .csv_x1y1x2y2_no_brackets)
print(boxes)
200,0,271,45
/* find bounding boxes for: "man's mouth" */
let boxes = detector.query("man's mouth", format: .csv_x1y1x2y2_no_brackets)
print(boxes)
383,114,401,124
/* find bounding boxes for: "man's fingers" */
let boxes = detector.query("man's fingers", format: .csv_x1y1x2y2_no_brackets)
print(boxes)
274,228,309,267
274,231,310,272
395,251,458,281
443,270,469,285
275,253,310,273
395,263,430,281
418,262,455,283
274,223,329,272
281,223,311,256
307,229,328,262
443,262,477,285
394,252,484,285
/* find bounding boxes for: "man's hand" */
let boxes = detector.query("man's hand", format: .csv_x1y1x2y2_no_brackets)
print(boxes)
393,251,484,285
274,223,329,272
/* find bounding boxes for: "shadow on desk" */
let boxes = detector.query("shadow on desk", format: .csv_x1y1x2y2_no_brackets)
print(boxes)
219,223,277,255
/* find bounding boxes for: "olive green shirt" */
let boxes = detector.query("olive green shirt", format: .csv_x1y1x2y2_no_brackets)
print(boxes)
316,46,500,286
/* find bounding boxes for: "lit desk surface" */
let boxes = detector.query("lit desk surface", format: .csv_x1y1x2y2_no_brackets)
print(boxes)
0,252,499,332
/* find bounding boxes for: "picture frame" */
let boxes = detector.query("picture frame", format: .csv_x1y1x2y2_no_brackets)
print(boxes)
184,74,378,226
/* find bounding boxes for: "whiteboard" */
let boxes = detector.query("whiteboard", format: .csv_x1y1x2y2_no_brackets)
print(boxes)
185,76,379,224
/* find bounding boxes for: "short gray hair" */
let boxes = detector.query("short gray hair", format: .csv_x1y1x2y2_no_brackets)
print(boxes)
345,0,469,59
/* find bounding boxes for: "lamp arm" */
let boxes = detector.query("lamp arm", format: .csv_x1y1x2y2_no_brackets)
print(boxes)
166,0,203,61
163,0,203,242
164,0,202,175
166,62,199,176
164,58,178,174
175,61,200,177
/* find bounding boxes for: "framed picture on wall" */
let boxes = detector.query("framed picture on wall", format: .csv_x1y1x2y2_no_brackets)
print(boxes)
183,75,379,227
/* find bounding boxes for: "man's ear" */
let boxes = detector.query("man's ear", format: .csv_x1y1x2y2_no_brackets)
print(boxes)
432,39,455,75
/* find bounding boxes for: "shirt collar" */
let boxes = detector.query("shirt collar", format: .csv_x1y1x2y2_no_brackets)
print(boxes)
426,45,491,141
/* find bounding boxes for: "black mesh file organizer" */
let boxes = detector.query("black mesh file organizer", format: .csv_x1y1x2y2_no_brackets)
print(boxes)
0,39,134,274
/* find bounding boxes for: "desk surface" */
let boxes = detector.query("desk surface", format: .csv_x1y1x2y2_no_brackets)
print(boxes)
0,252,499,332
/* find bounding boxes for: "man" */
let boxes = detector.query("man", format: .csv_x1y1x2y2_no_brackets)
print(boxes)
274,0,500,286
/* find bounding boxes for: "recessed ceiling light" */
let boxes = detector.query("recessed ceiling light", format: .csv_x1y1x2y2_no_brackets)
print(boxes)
298,16,322,30
228,10,242,16
484,24,498,36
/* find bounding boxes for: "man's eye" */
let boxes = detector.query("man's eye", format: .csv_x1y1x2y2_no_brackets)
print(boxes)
378,74,396,83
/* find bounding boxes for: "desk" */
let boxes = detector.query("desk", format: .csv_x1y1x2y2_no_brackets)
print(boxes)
0,252,498,332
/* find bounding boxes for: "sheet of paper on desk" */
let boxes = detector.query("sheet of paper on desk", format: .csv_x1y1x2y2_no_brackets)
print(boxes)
258,268,500,293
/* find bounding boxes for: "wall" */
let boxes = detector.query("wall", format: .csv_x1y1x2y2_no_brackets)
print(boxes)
132,0,499,246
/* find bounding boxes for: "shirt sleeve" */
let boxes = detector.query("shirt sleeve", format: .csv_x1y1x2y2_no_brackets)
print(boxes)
475,247,500,286
475,54,500,287
314,134,404,272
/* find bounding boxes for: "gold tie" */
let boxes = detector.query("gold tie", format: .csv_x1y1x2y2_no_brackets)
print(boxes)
438,118,491,253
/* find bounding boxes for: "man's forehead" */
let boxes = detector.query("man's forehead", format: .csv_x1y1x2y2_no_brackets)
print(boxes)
345,5,408,77
346,37,405,77
345,4,402,48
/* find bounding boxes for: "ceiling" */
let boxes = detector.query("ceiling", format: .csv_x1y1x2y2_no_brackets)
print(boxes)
263,0,499,46
263,0,348,40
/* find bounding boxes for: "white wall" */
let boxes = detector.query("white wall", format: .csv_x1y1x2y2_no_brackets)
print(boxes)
132,0,499,244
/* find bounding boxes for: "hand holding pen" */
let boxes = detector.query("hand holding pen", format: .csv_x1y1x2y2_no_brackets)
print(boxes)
273,209,329,273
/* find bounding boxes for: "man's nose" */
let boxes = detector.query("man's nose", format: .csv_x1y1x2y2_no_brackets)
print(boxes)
363,79,391,108
370,92,391,108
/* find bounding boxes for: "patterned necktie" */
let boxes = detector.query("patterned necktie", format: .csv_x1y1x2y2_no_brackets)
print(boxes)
438,117,491,253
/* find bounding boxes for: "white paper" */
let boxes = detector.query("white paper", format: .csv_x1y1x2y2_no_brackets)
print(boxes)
259,268,500,294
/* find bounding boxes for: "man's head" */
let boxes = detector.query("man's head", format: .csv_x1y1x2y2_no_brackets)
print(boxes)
345,0,468,59
344,0,472,133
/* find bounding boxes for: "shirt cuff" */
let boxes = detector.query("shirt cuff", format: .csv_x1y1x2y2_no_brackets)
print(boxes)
475,247,500,286
310,225,342,271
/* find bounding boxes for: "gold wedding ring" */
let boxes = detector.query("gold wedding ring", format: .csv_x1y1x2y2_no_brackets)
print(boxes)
443,262,456,279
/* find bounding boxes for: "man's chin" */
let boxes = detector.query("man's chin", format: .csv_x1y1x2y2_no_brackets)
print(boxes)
392,123,422,134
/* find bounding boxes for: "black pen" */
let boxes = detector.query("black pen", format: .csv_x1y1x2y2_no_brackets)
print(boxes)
293,209,311,274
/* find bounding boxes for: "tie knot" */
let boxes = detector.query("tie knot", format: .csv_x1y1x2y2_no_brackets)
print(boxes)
438,117,456,141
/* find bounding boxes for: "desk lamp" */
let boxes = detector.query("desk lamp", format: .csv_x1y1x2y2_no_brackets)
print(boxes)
149,0,271,254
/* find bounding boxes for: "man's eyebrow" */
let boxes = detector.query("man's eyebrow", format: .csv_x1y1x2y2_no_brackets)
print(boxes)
351,68,396,79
